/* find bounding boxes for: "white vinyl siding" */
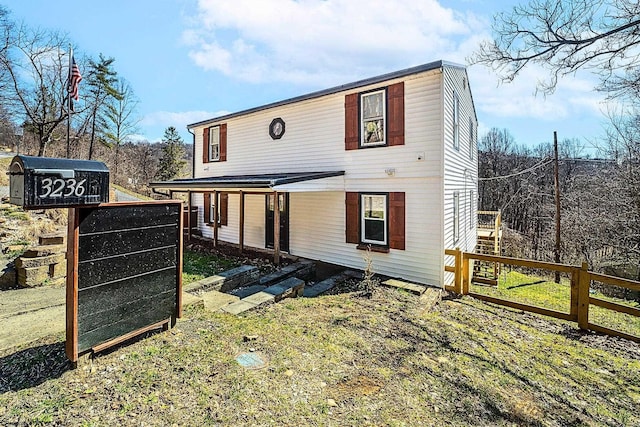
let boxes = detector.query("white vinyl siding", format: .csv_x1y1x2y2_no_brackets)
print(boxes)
443,66,478,287
453,92,460,151
191,65,476,286
453,191,460,243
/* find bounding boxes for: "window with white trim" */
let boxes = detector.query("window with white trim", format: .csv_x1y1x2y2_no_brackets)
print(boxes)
453,91,460,150
361,90,386,146
453,191,460,243
361,194,387,245
208,126,220,161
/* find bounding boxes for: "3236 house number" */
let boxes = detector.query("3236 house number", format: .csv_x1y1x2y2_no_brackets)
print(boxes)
39,177,87,198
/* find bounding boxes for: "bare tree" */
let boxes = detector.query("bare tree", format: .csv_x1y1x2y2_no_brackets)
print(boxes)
0,19,74,156
470,0,640,98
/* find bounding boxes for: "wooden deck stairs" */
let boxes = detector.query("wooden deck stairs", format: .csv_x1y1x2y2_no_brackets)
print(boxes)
474,211,502,286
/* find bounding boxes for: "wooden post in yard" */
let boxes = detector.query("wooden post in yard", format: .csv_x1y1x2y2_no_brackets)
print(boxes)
569,266,579,320
454,247,462,294
187,190,192,242
212,190,218,247
462,252,470,295
273,192,280,265
554,131,561,284
577,261,590,330
239,190,244,254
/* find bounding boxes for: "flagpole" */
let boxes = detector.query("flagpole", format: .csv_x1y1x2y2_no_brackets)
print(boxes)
66,45,72,159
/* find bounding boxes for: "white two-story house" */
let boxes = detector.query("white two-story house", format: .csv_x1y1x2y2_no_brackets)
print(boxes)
151,60,478,287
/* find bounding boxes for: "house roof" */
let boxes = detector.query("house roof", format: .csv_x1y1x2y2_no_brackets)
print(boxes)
149,171,346,193
188,60,464,129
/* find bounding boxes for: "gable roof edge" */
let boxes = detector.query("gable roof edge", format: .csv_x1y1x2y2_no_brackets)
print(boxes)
189,60,465,129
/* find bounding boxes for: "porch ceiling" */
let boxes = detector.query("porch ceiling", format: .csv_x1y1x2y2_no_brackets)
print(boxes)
149,171,345,193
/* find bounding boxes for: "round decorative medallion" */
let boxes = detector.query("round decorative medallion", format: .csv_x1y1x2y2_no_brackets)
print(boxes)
269,117,285,140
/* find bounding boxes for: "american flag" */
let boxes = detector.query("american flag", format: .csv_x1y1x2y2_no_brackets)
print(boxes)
69,54,82,101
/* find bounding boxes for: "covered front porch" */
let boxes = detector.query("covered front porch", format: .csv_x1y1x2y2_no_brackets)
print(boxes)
149,171,345,265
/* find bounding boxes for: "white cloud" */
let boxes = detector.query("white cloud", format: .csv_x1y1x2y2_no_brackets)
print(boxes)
181,0,612,145
184,0,480,86
469,64,609,122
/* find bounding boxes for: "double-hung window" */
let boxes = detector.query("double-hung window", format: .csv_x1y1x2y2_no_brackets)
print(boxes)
361,90,386,146
345,82,403,150
361,194,387,245
208,126,220,161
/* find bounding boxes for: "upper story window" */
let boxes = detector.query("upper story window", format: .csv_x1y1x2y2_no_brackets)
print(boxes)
202,123,227,164
345,82,404,151
361,90,386,146
209,126,220,161
453,91,460,151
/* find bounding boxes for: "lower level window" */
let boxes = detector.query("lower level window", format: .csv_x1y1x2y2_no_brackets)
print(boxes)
361,194,387,245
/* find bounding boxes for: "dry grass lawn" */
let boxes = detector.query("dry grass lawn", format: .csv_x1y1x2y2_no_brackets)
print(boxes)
1,284,639,426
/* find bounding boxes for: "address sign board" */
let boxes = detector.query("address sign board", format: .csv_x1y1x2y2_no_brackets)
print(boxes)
9,155,109,209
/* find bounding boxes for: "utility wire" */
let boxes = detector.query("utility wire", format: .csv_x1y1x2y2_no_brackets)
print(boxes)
478,158,553,181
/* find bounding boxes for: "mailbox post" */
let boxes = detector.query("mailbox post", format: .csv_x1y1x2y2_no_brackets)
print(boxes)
9,155,109,209
7,155,182,365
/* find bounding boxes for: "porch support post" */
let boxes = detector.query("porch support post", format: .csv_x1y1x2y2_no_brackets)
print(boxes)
187,191,192,242
213,190,218,247
239,190,244,254
273,191,280,265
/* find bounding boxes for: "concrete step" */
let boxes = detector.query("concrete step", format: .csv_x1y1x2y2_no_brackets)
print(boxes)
263,277,305,302
221,277,305,315
252,261,314,288
381,278,427,295
303,270,360,297
184,265,259,295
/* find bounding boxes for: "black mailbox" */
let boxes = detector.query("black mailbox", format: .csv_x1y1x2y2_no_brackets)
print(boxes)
9,155,109,209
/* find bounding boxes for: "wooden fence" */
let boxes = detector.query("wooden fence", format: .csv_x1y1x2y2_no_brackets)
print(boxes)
444,249,640,343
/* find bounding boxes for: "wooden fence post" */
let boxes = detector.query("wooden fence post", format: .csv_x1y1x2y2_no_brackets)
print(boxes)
454,247,462,294
577,261,590,330
569,266,579,321
462,252,470,295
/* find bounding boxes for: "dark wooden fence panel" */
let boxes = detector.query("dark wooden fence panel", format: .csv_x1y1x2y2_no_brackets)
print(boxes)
68,201,182,357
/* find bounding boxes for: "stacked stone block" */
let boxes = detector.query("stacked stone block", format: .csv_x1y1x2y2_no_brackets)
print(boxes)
16,232,66,287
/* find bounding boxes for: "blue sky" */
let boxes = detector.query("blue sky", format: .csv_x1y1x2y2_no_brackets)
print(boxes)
5,0,611,152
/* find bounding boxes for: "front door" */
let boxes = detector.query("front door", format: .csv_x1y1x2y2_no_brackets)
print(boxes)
265,193,289,252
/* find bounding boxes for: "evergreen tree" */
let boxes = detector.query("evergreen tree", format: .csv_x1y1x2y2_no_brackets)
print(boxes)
100,78,139,182
86,54,120,159
155,126,187,181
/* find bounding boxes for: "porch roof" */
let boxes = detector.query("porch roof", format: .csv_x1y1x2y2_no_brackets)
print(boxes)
149,170,346,193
